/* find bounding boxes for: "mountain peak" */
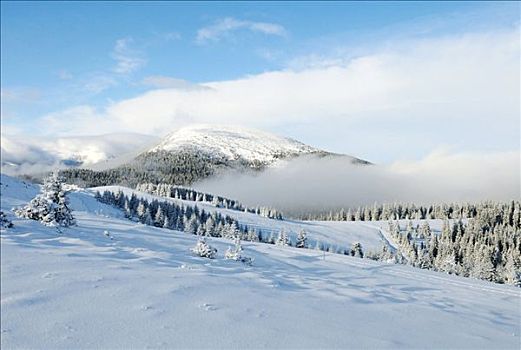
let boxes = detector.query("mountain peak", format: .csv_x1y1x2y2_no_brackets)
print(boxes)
148,124,322,164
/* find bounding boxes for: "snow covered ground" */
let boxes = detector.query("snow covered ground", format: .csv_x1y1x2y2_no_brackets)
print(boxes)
1,174,520,349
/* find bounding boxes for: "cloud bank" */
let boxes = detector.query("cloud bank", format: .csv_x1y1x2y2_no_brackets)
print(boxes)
195,150,520,214
34,28,519,162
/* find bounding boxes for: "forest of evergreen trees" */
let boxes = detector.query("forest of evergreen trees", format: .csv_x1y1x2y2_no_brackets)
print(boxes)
96,190,268,242
365,216,521,286
95,189,520,286
304,201,521,286
294,201,519,221
60,149,267,188
135,182,283,220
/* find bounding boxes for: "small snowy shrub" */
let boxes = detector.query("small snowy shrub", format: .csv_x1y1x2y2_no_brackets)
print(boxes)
225,237,253,266
15,172,75,227
191,238,217,259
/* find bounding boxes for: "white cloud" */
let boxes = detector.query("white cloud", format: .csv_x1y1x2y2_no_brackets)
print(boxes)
83,75,118,94
39,105,119,136
196,17,287,44
31,28,520,162
141,76,211,91
112,37,146,74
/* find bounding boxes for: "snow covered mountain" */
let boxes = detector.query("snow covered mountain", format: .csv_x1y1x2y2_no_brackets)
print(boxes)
59,124,369,187
148,124,328,166
1,174,520,349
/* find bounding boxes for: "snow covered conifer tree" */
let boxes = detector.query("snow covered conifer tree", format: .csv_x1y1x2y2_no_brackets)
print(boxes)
504,254,521,286
225,236,243,261
267,232,275,244
275,229,289,246
246,227,259,242
184,214,198,235
225,236,253,265
143,208,154,226
350,242,364,258
191,237,217,259
16,172,75,227
136,202,147,222
296,229,307,248
154,205,165,227
162,215,171,229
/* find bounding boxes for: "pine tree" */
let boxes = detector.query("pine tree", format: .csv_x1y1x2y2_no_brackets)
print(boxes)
504,254,521,286
296,229,307,248
16,172,75,227
191,238,217,259
275,229,289,246
246,228,259,242
225,236,253,265
350,242,364,258
183,214,197,235
154,205,165,227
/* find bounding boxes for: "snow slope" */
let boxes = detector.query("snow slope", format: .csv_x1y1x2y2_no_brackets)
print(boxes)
148,124,325,164
1,175,520,349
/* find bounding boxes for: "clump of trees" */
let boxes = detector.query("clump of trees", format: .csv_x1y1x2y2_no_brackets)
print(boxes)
379,216,521,286
96,190,255,240
298,200,521,286
15,172,76,227
135,182,283,220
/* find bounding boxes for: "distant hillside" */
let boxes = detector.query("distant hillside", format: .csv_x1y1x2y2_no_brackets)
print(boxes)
60,124,369,187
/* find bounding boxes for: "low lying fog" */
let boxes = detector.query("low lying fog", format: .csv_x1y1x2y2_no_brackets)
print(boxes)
195,150,520,214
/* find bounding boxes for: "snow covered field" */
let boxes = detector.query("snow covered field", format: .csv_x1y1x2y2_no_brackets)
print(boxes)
1,175,520,349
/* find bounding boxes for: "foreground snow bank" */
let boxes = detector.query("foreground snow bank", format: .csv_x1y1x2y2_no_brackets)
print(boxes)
1,175,520,349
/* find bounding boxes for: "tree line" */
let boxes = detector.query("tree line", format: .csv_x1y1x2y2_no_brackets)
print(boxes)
135,182,283,220
295,201,520,222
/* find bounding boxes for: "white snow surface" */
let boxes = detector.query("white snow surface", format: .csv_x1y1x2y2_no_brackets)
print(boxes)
148,124,322,163
1,174,520,349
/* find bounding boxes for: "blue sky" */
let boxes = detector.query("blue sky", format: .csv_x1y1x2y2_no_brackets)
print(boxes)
1,1,519,163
